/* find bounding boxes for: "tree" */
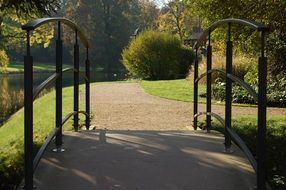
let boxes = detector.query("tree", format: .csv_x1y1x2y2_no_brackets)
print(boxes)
187,0,286,76
0,0,59,15
158,0,193,42
62,0,160,75
0,0,60,68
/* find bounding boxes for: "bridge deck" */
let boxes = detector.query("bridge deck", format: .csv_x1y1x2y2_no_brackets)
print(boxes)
34,130,255,190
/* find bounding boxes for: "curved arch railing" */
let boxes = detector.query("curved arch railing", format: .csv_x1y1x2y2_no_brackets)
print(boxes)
33,111,89,171
193,112,257,172
193,18,268,190
33,68,89,100
21,17,91,190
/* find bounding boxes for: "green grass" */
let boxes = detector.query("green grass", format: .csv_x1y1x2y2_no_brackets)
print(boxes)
0,85,86,190
0,62,83,74
140,79,258,107
140,79,206,103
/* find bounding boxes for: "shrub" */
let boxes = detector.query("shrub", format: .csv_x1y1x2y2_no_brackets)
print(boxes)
178,46,195,77
212,76,286,107
0,90,24,124
0,49,9,68
198,53,253,84
212,79,255,104
121,30,194,80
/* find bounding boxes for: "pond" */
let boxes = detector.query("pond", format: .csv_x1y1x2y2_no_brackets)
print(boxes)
0,71,125,124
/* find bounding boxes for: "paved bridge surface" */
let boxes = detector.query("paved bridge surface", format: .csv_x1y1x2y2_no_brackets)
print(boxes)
33,83,261,190
34,130,255,190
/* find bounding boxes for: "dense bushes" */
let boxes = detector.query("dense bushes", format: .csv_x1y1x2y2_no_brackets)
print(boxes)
212,79,255,104
121,30,194,80
212,72,286,107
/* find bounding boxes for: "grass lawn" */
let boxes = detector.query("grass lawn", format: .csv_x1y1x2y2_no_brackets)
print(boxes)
0,62,84,74
0,85,86,190
140,79,206,103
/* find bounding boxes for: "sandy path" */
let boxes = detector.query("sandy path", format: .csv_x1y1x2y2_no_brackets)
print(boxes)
89,82,286,130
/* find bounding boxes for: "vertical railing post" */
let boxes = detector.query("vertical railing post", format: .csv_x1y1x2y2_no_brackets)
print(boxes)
257,31,267,190
85,48,90,130
24,30,34,190
193,48,198,130
225,23,232,151
54,21,64,151
206,31,212,132
74,30,79,131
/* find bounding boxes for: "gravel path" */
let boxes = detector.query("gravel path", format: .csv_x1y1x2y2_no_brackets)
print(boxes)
90,82,286,131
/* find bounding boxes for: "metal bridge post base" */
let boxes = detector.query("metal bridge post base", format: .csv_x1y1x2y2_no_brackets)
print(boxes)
21,185,36,189
99,129,107,143
85,119,91,130
52,147,66,153
223,144,234,154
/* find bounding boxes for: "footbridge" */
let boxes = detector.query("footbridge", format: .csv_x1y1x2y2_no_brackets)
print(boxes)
19,17,268,190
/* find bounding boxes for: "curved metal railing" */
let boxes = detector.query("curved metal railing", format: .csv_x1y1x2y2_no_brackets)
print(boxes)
193,112,257,172
21,17,91,190
193,18,268,190
33,111,89,171
33,68,89,100
22,17,89,48
194,18,268,49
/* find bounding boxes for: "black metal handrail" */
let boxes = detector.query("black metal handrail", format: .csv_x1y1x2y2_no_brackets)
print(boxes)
33,68,89,100
193,18,268,190
33,111,89,171
21,17,91,190
194,112,257,172
22,17,89,48
194,18,268,49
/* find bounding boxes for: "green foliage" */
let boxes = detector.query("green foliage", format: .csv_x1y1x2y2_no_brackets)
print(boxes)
0,85,86,189
212,79,255,104
198,54,252,83
213,75,286,107
205,116,286,190
0,49,9,67
158,0,193,42
188,0,286,76
62,0,159,74
122,30,194,80
0,0,60,15
0,89,23,123
179,46,195,76
0,0,58,66
266,76,286,107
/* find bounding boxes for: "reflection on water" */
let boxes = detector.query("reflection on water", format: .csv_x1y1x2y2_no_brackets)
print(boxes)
0,72,125,124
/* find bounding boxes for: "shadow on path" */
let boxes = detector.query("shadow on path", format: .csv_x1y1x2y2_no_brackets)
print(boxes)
34,130,255,190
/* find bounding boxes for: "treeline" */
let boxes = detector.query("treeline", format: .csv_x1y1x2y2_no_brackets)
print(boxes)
58,0,159,73
1,0,285,77
0,0,160,74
